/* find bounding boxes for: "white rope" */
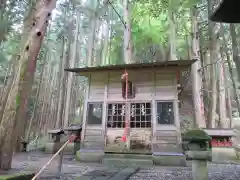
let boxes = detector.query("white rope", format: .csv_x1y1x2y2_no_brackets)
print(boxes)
31,140,69,180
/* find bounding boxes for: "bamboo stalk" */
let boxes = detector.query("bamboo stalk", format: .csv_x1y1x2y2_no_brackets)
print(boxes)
31,140,69,180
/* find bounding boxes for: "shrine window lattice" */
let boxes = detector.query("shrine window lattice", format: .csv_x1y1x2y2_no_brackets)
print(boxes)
107,102,152,128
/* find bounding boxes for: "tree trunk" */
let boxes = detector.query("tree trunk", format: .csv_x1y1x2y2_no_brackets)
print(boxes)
56,39,70,128
0,2,36,125
101,7,111,65
221,49,233,127
25,51,48,142
123,0,133,64
225,47,240,116
0,56,17,123
207,0,217,128
230,24,240,82
168,0,177,61
55,38,65,128
190,7,205,128
220,24,239,126
87,3,99,67
64,13,80,128
38,73,48,134
218,51,227,128
0,0,56,170
0,60,13,102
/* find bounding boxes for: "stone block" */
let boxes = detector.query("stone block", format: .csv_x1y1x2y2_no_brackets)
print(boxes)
75,176,93,180
44,142,74,154
185,151,212,161
76,149,104,162
152,153,187,166
102,157,153,167
212,147,240,163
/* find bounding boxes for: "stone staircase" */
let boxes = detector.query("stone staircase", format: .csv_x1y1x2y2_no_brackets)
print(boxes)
102,153,153,167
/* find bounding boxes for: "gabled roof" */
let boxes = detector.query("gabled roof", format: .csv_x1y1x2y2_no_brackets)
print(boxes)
65,60,196,76
210,0,240,23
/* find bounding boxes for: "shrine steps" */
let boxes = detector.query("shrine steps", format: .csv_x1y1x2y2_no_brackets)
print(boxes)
102,152,187,167
102,153,153,167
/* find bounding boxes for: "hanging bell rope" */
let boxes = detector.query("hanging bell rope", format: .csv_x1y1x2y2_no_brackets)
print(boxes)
121,69,129,144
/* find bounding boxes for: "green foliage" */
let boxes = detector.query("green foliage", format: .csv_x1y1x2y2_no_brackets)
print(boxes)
0,173,35,180
182,128,211,141
0,0,224,135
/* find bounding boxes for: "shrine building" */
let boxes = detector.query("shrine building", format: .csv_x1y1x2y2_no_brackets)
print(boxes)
65,60,194,166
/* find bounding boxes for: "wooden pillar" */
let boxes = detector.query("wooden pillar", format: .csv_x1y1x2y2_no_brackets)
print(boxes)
80,74,90,148
174,70,181,143
102,72,108,147
151,69,157,148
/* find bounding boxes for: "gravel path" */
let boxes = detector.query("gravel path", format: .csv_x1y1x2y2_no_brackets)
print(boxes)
129,164,240,180
10,153,240,180
11,153,100,179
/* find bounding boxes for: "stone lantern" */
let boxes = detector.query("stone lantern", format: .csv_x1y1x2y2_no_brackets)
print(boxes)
182,129,212,180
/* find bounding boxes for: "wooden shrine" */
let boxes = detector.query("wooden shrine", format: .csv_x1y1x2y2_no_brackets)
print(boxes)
65,60,195,166
203,128,233,148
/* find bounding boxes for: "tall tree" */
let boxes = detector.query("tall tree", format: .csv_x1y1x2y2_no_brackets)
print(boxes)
190,6,205,128
168,0,177,60
230,24,240,83
64,12,80,128
123,0,133,64
0,0,56,170
207,0,217,128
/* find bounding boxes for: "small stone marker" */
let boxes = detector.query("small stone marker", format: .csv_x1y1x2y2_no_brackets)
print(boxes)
64,125,82,154
48,128,65,154
48,128,65,176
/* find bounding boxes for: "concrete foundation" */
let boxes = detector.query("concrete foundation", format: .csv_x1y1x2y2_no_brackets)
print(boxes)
152,152,187,166
212,147,240,163
75,150,187,167
44,142,74,154
76,149,104,162
103,153,153,167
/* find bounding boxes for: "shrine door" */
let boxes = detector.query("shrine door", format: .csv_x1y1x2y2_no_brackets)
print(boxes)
105,102,152,154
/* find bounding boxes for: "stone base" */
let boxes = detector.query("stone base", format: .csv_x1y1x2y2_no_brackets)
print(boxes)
76,149,104,162
192,160,208,180
152,152,187,166
212,147,240,163
102,153,153,167
75,150,188,166
185,151,212,161
44,142,74,154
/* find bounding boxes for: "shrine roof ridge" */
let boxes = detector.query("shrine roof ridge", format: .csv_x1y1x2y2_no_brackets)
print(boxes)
64,59,196,73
